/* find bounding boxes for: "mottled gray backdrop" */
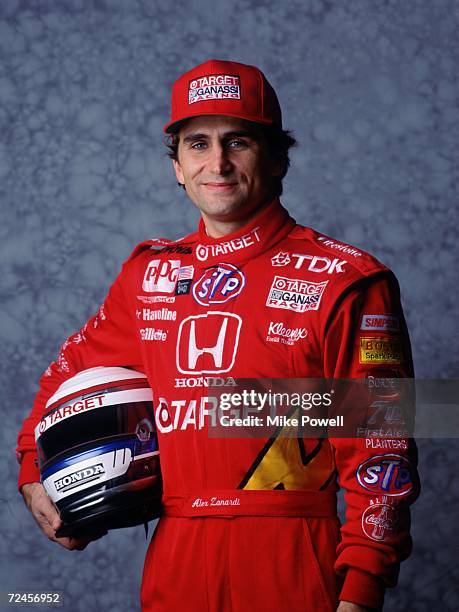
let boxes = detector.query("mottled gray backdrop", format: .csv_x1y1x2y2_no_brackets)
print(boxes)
1,1,458,611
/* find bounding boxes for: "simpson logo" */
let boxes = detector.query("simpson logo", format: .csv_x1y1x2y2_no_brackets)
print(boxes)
317,236,362,257
271,252,291,267
360,337,403,364
193,263,245,306
54,463,105,493
362,498,398,542
142,259,180,293
266,321,308,345
176,311,242,374
291,254,347,274
196,227,260,261
189,74,241,105
266,277,328,313
361,314,400,332
140,327,168,341
356,454,413,497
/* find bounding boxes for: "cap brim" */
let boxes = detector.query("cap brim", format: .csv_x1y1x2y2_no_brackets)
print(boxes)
163,111,277,134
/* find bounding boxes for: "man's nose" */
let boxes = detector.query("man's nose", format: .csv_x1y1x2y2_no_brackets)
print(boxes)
208,144,233,174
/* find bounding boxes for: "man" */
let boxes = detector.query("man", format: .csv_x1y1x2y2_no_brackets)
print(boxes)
17,60,418,611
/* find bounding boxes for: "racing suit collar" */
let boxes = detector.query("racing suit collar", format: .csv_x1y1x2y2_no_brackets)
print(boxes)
194,198,296,265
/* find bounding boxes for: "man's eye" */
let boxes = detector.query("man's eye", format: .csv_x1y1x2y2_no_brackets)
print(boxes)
191,142,207,150
227,139,247,149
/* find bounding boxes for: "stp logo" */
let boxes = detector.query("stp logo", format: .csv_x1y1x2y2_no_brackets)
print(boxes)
142,260,180,293
193,263,245,306
176,311,242,374
356,454,413,497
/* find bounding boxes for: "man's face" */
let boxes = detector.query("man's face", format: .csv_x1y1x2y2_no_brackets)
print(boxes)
172,115,281,231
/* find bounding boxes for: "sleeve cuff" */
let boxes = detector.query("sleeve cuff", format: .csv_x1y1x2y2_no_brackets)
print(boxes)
17,451,41,492
339,568,385,610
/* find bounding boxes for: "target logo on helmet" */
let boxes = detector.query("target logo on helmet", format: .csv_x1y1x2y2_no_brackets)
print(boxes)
142,259,181,293
193,263,245,306
176,311,242,374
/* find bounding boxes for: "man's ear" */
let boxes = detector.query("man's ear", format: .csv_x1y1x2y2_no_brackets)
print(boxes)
173,159,185,186
271,156,285,178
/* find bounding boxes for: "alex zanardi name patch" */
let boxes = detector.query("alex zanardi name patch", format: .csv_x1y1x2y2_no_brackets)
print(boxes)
360,337,403,365
189,74,241,104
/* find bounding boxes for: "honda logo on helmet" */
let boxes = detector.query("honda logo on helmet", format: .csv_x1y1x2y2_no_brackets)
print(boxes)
54,463,105,493
176,312,242,374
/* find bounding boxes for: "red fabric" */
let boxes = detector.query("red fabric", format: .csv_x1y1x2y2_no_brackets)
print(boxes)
17,198,419,610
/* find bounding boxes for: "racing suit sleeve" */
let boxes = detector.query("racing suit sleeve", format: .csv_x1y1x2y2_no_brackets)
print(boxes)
323,272,419,610
16,261,141,490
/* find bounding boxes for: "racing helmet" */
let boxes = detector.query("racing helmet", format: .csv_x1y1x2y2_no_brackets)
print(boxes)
35,366,162,537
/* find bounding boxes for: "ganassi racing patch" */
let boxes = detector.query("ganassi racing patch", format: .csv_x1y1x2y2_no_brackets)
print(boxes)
266,277,328,313
189,74,241,105
360,337,403,364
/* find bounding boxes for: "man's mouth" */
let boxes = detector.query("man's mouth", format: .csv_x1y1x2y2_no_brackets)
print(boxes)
203,182,238,191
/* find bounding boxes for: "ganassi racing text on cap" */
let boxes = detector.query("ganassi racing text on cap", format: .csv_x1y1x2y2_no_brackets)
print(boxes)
189,74,241,104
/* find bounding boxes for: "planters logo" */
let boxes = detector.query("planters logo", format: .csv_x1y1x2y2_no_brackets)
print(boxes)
356,454,413,497
193,263,245,306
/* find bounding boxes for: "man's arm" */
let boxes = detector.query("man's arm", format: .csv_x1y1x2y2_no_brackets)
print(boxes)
17,260,143,543
323,272,419,611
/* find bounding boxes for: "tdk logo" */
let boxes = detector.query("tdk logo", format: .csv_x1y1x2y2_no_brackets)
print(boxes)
292,254,346,274
54,463,105,493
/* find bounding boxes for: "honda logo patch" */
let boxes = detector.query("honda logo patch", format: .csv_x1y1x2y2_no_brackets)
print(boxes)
176,311,242,374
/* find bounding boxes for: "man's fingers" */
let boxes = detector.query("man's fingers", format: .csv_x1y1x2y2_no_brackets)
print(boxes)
21,482,108,550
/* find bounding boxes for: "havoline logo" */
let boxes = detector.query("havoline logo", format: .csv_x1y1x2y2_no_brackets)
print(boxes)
54,463,105,493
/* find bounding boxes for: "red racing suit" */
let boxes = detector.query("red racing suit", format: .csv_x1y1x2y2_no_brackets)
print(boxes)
17,199,419,611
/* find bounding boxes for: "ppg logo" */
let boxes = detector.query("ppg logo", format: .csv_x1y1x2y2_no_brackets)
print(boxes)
192,263,245,306
142,259,181,293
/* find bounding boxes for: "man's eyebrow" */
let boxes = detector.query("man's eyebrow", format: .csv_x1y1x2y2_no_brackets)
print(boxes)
182,133,209,144
182,130,257,144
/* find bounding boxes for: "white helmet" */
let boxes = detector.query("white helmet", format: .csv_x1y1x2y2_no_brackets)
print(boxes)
35,367,162,536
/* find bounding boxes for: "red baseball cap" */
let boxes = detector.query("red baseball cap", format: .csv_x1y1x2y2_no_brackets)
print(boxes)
163,59,282,133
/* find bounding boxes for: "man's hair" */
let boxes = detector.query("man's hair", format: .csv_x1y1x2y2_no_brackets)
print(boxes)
164,124,297,197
